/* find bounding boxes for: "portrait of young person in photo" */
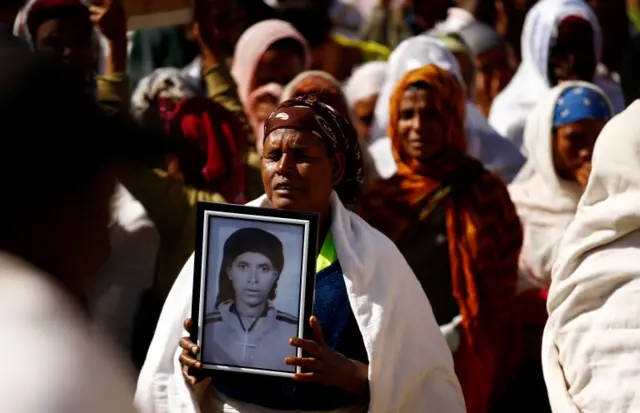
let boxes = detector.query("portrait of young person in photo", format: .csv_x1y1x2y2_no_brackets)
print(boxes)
201,227,300,373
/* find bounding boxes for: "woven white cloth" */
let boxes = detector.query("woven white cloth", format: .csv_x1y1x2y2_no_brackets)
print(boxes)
542,100,640,411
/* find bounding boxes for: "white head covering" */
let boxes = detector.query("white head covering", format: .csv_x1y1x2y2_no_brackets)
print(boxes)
343,61,388,108
130,68,199,120
542,100,640,412
488,0,602,150
509,81,613,291
368,35,524,182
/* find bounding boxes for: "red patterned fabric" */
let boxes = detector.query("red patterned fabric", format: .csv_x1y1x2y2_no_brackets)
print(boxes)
158,97,247,204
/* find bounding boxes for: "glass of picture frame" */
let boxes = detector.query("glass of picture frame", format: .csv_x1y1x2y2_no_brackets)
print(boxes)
190,202,319,378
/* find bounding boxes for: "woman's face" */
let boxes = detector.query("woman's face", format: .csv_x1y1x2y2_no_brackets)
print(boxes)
473,47,513,117
397,87,445,162
34,16,94,75
262,128,342,214
553,118,605,183
548,18,597,85
253,45,305,91
227,252,278,308
254,94,279,123
353,94,377,141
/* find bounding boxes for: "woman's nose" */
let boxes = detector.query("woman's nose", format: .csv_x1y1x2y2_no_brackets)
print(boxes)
579,147,591,160
411,113,423,131
248,268,259,283
276,152,294,174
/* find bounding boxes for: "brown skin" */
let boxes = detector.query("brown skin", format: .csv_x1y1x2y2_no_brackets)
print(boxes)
261,128,345,227
494,0,538,68
254,94,279,124
252,48,305,91
353,95,378,142
473,46,513,116
8,164,117,306
180,128,369,395
398,88,446,162
552,118,605,190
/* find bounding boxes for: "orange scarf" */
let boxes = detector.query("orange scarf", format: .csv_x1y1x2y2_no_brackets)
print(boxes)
358,65,523,413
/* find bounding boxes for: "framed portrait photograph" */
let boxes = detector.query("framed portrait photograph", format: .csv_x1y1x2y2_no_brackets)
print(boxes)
190,202,319,378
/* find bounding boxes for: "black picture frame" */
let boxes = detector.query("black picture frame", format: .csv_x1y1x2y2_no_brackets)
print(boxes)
191,201,319,378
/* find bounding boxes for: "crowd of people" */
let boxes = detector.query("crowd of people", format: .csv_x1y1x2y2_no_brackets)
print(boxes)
3,0,640,412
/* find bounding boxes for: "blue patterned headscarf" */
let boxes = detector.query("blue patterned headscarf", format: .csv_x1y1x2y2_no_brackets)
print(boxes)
553,86,613,128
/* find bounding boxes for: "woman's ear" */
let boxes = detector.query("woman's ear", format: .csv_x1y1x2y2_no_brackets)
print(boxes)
331,152,346,187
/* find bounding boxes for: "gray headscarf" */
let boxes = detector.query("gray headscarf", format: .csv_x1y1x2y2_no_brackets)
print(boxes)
458,21,504,56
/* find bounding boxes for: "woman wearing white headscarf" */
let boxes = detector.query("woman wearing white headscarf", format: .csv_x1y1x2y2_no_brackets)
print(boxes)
488,0,625,152
368,35,524,183
510,81,613,293
505,81,612,413
542,100,640,412
343,61,387,142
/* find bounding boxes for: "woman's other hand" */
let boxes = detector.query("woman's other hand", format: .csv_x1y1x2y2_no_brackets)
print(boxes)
179,318,203,386
286,316,369,397
576,162,592,191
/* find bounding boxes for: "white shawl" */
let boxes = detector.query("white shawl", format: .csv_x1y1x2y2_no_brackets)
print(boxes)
542,100,640,412
508,81,612,292
135,193,466,413
368,35,524,183
488,0,624,151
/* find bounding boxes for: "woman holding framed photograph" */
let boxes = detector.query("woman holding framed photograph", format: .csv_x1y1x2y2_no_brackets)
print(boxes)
136,97,466,413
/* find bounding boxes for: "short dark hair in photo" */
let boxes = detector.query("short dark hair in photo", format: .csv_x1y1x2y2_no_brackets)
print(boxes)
215,227,285,308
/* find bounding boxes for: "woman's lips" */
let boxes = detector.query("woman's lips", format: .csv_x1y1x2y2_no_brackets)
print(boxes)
273,183,301,194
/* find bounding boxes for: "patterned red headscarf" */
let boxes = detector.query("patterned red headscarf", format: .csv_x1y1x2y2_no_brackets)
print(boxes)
158,97,247,204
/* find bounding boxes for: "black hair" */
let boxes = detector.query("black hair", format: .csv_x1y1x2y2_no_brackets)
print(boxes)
237,0,278,25
405,80,431,92
276,0,331,47
214,227,285,308
269,37,306,59
547,17,596,86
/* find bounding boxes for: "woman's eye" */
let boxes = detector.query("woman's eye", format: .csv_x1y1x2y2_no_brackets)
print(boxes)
259,265,271,273
264,151,282,161
400,109,414,120
238,263,247,270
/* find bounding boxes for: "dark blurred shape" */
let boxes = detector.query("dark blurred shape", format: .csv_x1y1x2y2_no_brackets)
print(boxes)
0,0,24,27
411,0,452,32
588,0,629,74
619,33,640,106
276,0,332,47
0,47,174,217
